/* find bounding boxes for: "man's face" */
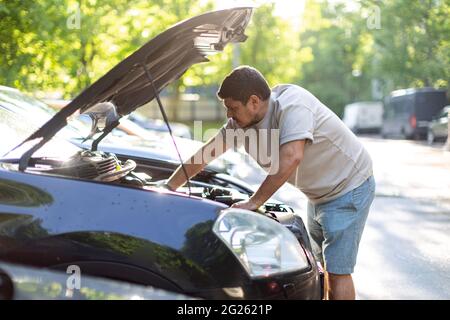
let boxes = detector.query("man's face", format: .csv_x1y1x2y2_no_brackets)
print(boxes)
223,96,261,128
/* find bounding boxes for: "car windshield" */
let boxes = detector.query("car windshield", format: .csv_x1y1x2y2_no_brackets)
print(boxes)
0,88,56,122
0,89,81,159
0,88,249,176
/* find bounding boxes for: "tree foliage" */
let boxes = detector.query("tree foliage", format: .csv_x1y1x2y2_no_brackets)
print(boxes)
0,0,214,97
0,0,448,116
297,0,374,116
360,0,449,91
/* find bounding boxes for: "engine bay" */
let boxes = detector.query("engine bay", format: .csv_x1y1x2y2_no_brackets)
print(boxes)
1,150,296,219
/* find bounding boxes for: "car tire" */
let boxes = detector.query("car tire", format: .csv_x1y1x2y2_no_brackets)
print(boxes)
412,131,421,141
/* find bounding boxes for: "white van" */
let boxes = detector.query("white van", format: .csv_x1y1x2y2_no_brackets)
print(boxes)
343,101,383,133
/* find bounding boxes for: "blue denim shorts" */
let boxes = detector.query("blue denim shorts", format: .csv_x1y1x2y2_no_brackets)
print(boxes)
307,176,375,274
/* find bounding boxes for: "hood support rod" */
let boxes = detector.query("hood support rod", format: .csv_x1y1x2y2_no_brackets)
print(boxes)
140,63,191,195
91,120,120,151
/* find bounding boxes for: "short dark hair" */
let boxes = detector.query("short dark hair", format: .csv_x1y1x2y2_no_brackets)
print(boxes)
217,66,271,104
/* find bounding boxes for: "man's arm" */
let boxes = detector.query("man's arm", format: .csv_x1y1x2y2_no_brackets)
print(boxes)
166,129,231,191
231,140,305,211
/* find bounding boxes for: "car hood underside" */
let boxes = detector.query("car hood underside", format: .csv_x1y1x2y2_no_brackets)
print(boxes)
12,7,252,165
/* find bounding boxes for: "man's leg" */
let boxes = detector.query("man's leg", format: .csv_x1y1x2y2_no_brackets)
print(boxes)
326,272,355,300
316,176,375,300
306,201,327,299
306,201,325,266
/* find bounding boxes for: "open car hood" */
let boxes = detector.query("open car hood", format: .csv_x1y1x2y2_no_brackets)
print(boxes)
13,7,252,167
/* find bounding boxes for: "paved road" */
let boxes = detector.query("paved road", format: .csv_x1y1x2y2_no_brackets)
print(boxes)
353,137,450,299
362,136,450,208
354,196,450,299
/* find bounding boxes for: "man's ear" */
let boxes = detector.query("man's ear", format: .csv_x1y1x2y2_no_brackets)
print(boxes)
248,95,260,110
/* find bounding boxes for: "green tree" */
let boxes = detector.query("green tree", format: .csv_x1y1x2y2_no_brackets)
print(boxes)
0,0,214,98
295,0,374,117
2,0,447,111
361,0,449,94
239,3,306,86
0,0,70,92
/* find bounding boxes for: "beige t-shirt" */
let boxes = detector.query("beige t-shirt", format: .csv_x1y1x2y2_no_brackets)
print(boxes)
220,84,373,204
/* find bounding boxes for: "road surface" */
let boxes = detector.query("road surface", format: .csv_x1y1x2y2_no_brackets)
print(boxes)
354,137,450,299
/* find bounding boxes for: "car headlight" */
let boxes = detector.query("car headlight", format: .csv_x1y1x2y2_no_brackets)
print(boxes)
213,208,309,278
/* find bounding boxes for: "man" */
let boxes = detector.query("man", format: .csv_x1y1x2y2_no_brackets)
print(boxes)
166,66,375,300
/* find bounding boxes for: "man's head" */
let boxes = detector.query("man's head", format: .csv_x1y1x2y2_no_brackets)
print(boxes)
217,66,271,128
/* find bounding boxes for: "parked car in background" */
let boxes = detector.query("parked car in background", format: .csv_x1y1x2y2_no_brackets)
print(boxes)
381,88,448,140
342,101,383,134
127,112,192,139
427,105,449,145
43,99,193,139
0,8,322,300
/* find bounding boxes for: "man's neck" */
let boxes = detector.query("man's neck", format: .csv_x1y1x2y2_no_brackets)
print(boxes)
243,99,270,129
255,99,269,123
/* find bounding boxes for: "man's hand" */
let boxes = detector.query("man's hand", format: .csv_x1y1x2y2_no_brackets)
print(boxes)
166,129,231,191
242,140,306,208
230,198,261,211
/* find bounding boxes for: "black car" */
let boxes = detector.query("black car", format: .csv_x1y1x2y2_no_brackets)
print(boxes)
0,8,322,299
